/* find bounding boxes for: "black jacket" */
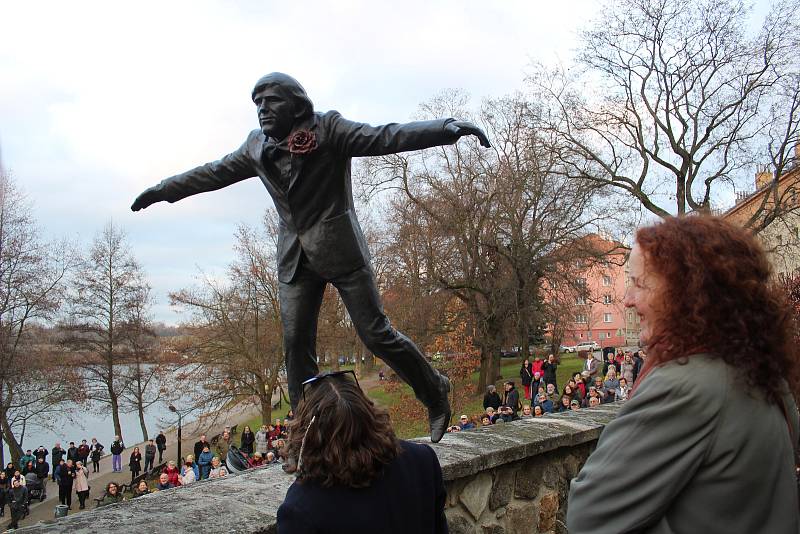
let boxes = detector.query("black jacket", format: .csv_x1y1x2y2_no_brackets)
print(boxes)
277,440,446,533
155,434,167,451
483,392,502,410
519,365,534,387
155,112,457,283
542,361,558,384
503,388,521,412
110,441,125,455
34,461,49,479
51,447,65,465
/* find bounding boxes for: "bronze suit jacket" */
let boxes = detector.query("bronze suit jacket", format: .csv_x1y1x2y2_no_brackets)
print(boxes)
155,111,457,283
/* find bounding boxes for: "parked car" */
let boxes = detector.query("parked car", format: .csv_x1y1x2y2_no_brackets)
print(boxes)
560,344,577,353
576,341,600,352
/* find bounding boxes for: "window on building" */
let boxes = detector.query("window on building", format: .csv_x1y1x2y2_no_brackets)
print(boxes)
575,295,586,305
603,294,612,305
608,331,612,338
575,314,588,323
599,332,606,339
602,276,612,287
603,313,613,323
579,333,584,339
576,277,587,287
617,328,623,336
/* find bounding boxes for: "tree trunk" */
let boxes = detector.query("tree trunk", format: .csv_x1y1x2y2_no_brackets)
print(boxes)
362,346,374,371
109,387,122,438
0,410,22,466
137,402,149,442
260,393,272,425
478,347,492,393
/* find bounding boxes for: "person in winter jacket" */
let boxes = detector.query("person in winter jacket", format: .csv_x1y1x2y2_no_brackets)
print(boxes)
502,381,521,415
161,460,182,487
110,436,125,472
483,384,502,410
239,425,256,456
18,450,35,471
198,445,214,480
129,447,142,482
255,425,270,456
90,438,104,473
7,478,28,529
519,359,534,400
144,439,157,472
51,443,66,481
155,431,167,463
74,461,90,509
181,455,199,484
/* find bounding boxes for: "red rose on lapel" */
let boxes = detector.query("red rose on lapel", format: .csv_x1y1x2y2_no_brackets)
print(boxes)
287,129,317,155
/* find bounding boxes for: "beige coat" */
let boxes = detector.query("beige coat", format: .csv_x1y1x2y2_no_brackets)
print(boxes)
74,466,89,493
568,353,799,534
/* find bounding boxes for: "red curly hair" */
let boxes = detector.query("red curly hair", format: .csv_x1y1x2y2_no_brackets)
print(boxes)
636,215,800,405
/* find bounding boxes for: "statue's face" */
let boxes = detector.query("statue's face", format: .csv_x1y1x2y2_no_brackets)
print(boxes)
253,85,295,140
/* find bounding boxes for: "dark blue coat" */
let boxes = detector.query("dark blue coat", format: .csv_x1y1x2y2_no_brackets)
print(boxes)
277,440,447,533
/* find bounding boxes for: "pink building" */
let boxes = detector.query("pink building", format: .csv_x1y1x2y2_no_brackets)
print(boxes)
560,235,631,349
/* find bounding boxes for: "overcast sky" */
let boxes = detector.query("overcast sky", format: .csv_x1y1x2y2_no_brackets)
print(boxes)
0,0,768,323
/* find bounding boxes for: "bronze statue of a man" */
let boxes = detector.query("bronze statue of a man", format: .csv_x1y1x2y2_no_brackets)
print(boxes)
132,72,490,442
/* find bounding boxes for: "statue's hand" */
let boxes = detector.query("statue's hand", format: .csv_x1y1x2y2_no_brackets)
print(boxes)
445,120,491,148
131,185,163,212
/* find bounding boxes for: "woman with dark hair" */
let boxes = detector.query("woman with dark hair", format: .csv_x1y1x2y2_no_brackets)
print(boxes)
277,371,447,533
568,216,800,534
519,359,534,400
129,447,142,482
239,425,255,456
557,394,571,413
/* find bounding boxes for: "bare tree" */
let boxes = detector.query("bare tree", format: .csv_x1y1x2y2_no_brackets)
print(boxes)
531,0,800,224
359,91,620,390
118,284,171,442
0,172,75,465
64,222,149,438
170,212,284,424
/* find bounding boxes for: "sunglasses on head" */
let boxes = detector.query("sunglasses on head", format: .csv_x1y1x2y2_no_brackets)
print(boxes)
301,370,360,403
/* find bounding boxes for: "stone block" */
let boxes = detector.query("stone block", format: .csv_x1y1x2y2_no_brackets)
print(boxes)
538,491,559,532
481,522,506,534
504,501,538,534
489,465,515,511
514,458,545,499
460,471,493,520
447,509,478,534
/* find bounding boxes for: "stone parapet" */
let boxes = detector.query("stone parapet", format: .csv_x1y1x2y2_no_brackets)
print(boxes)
17,403,622,533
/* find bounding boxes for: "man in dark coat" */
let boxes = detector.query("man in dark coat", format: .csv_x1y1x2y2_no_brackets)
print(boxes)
131,73,490,442
155,431,167,463
66,442,78,464
51,442,65,481
502,381,520,415
7,478,28,529
34,457,49,494
144,439,157,472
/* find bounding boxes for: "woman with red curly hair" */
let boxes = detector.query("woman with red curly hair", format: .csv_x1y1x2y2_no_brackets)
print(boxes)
568,215,800,534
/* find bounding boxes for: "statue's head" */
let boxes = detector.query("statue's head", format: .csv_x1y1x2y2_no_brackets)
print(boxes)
252,72,314,140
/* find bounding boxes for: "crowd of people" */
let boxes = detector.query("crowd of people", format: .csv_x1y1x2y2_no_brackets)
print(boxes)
0,416,299,525
448,349,645,433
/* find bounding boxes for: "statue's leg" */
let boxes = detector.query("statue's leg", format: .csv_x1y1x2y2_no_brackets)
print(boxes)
280,264,326,411
332,265,445,409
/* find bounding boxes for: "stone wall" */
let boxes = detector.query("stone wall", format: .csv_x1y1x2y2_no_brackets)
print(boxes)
17,403,621,533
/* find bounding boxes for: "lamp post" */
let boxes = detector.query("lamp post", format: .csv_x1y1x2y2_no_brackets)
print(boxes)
168,405,182,466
